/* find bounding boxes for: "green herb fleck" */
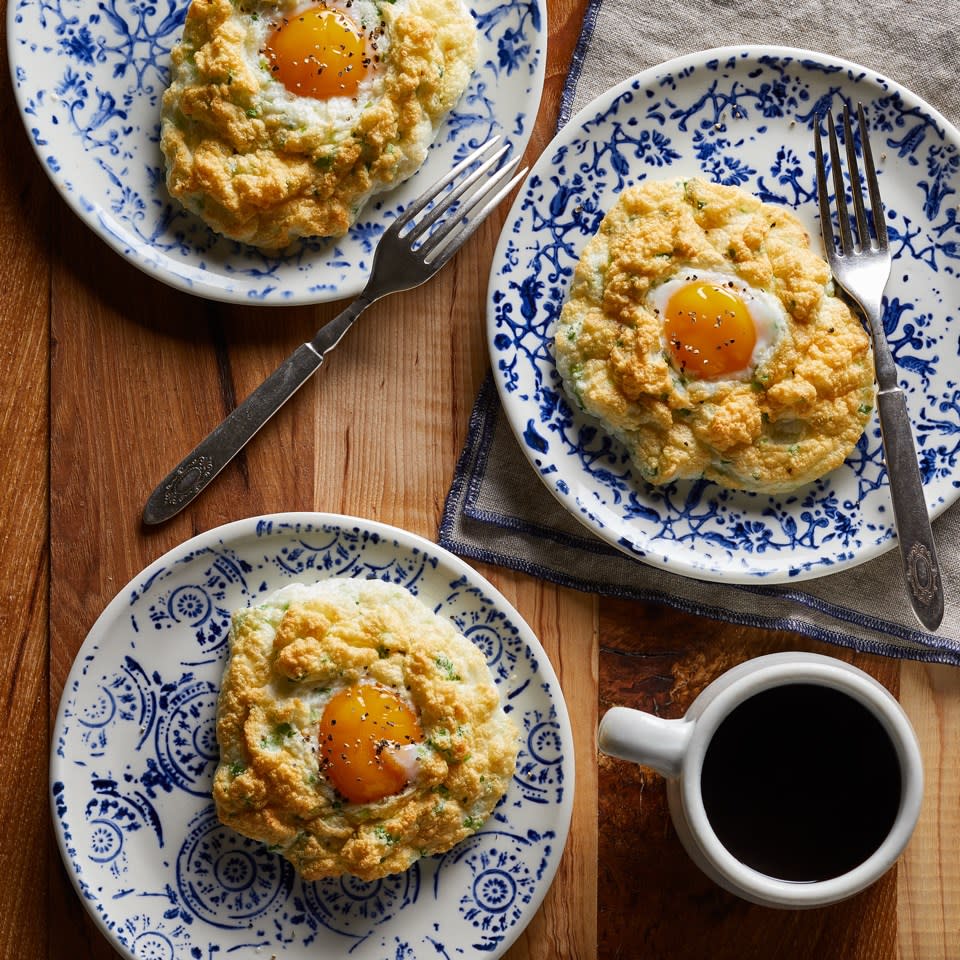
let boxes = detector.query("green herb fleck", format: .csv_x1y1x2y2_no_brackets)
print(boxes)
426,731,456,761
263,722,296,748
435,655,461,681
375,825,399,845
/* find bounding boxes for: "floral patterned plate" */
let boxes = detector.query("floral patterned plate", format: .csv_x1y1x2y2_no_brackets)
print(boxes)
9,1,545,304
488,45,960,584
51,513,572,959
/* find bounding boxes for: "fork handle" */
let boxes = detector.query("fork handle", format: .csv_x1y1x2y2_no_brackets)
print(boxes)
142,342,325,525
876,387,944,630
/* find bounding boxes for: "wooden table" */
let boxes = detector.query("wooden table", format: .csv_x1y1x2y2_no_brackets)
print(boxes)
2,2,958,956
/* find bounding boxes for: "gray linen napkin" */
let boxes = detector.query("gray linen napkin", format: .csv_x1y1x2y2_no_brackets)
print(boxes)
440,0,960,664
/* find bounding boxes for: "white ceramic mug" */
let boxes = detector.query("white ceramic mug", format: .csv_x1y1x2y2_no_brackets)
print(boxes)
597,652,923,908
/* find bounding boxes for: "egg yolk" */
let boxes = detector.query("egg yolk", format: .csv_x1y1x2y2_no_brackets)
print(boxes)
264,6,371,100
663,281,758,379
318,682,423,804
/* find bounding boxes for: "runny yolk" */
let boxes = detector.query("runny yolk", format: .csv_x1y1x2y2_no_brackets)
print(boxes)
264,6,371,101
318,683,423,804
663,281,757,379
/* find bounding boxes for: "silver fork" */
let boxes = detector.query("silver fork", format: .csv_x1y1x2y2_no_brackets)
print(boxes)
815,103,943,630
143,138,527,525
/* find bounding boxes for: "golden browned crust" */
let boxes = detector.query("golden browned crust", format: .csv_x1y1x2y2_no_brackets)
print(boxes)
160,0,477,247
213,579,518,880
554,178,876,493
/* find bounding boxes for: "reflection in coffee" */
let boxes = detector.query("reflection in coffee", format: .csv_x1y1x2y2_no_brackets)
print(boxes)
700,684,902,882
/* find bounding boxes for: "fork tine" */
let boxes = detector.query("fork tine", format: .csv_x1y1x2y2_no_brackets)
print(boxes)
388,137,501,233
404,142,511,245
418,154,524,262
423,151,522,239
857,102,888,249
814,115,835,254
423,161,528,268
827,111,855,256
842,104,870,251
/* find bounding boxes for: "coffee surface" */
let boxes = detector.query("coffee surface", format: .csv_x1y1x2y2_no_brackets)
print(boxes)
700,683,902,882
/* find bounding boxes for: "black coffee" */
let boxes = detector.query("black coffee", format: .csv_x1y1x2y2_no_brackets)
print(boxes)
700,683,902,882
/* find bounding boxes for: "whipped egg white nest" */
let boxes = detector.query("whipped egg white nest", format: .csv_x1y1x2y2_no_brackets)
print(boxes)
554,178,876,494
213,578,518,881
160,0,478,248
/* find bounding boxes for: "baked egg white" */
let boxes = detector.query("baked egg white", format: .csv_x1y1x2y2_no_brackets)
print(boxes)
554,177,876,493
160,0,478,247
213,578,519,880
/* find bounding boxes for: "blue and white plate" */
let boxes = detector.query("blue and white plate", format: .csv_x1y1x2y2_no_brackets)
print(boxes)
51,513,572,959
8,1,545,304
488,45,960,584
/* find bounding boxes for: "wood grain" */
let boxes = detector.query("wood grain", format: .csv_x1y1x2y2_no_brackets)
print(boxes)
0,17,51,957
494,569,598,960
1,0,957,957
898,662,960,959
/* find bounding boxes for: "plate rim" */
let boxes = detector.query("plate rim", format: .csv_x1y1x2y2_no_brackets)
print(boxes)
8,0,548,306
487,42,960,585
49,510,574,959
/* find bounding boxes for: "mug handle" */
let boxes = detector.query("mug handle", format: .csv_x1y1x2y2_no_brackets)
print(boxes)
598,707,693,779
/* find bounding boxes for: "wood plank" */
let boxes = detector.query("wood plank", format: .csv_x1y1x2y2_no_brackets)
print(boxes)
492,571,598,960
898,661,960,958
0,41,52,959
